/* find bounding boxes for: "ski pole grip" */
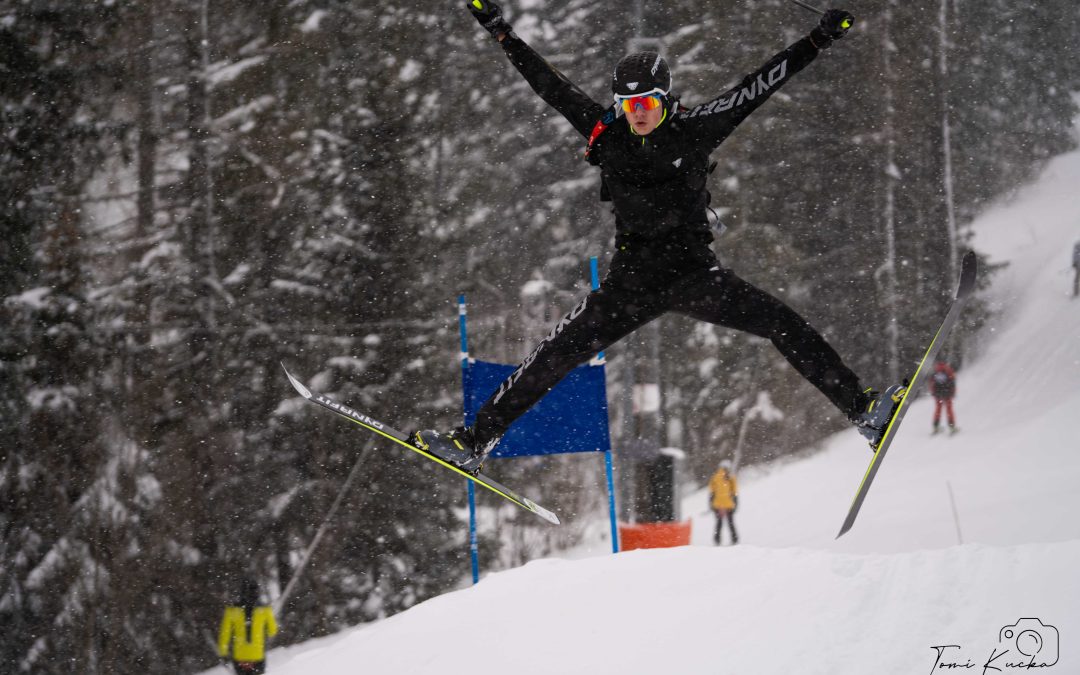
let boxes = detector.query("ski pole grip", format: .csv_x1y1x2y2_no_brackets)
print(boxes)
789,1,854,31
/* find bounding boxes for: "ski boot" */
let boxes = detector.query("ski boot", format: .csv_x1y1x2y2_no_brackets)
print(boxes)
412,426,487,475
854,384,907,450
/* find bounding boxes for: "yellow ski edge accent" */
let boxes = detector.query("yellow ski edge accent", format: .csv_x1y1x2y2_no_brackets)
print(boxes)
847,323,943,507
331,411,560,525
282,363,558,525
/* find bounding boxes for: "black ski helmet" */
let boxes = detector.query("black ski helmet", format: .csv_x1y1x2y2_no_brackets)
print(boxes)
612,51,672,99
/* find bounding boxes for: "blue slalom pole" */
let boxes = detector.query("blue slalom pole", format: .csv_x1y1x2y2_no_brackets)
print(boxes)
605,451,619,553
590,257,603,362
590,257,620,553
468,482,479,583
459,294,481,584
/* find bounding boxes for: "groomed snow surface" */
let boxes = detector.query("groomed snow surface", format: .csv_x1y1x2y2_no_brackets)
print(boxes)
204,138,1080,674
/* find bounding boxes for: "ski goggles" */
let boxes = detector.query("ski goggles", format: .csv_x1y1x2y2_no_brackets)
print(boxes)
615,89,667,114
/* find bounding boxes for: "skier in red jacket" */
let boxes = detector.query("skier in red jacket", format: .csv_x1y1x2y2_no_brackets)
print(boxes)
929,361,958,434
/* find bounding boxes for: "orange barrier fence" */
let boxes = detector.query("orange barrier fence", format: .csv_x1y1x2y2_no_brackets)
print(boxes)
617,520,692,551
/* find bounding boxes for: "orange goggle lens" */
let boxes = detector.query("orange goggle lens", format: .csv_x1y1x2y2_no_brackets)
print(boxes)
619,94,663,114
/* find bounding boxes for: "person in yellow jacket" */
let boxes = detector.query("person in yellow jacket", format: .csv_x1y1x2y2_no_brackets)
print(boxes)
218,578,278,674
708,460,739,545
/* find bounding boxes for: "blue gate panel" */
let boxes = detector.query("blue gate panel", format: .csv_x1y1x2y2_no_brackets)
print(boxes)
463,359,611,458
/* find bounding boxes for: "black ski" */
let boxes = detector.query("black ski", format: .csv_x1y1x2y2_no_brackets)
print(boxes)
837,251,978,538
281,365,560,525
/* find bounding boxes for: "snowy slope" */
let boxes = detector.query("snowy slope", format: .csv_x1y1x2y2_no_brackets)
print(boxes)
259,543,1078,675
199,138,1080,674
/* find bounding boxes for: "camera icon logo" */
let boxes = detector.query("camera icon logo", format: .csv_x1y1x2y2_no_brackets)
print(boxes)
999,618,1059,666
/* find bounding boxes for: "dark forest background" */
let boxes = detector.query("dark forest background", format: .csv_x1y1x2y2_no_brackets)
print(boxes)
1,0,1078,672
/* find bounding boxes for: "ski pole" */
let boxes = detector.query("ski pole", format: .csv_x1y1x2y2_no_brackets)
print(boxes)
788,0,854,29
789,0,825,16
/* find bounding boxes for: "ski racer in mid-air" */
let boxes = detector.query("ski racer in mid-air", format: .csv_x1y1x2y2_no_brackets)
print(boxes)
414,0,904,472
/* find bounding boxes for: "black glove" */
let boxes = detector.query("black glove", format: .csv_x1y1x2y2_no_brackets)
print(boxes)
468,0,514,40
810,9,855,49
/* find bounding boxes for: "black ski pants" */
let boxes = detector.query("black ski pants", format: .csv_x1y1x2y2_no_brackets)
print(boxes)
472,262,865,449
714,508,738,545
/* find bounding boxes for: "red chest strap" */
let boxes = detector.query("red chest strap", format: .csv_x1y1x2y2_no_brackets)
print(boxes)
584,107,617,160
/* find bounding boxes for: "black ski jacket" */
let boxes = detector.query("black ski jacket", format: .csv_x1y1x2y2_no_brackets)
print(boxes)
499,33,822,274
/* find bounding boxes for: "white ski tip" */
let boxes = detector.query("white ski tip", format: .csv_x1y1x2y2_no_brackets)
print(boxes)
281,363,313,399
524,498,561,525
